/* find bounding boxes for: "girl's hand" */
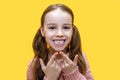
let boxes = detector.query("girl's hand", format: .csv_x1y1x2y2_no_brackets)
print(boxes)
39,52,61,80
60,52,78,74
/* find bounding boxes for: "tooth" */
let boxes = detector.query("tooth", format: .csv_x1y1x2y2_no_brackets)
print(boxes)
54,40,64,44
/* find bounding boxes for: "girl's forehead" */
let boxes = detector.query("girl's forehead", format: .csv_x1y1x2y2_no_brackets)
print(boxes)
45,9,71,18
44,9,72,24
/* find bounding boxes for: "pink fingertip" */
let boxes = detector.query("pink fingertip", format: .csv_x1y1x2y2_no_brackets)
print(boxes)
59,51,63,54
39,58,42,62
55,52,58,55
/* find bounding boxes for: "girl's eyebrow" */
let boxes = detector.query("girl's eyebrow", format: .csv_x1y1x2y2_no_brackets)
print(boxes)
63,23,72,26
47,23,56,26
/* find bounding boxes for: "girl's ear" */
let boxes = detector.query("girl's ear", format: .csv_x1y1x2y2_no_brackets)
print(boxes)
40,27,45,37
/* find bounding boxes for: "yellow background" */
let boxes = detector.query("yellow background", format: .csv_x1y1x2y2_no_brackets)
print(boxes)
0,0,120,80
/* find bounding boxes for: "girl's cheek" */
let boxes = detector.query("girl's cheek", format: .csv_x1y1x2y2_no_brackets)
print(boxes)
46,31,56,36
64,31,73,36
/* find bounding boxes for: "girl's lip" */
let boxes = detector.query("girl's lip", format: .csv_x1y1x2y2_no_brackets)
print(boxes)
53,39,66,41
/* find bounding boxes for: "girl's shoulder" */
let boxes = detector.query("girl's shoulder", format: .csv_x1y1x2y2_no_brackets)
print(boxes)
27,58,37,80
82,52,87,60
82,52,90,67
27,57,37,68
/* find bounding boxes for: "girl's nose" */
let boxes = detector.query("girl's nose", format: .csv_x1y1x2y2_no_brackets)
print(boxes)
56,29,64,37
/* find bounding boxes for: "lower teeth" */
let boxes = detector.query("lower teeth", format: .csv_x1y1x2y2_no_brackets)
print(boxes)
54,41,64,44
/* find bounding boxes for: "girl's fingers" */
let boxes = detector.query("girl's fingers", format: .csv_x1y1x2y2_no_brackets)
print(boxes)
48,52,58,64
66,52,69,57
59,52,71,62
61,60,66,70
39,58,45,71
60,52,78,65
73,55,78,65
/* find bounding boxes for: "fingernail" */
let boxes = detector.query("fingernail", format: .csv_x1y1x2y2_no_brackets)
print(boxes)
39,59,41,64
59,52,62,54
55,52,58,55
39,58,41,61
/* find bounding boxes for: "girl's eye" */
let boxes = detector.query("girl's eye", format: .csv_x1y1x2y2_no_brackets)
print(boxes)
63,26,70,30
48,26,56,30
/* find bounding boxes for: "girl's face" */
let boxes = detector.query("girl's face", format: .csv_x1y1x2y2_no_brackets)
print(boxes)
41,8,73,52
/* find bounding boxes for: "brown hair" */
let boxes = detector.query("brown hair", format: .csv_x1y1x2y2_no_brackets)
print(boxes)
31,4,86,80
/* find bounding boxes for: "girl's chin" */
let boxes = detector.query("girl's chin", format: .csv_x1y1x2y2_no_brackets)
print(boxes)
54,48,64,52
53,47,68,52
55,45,67,50
50,45,68,52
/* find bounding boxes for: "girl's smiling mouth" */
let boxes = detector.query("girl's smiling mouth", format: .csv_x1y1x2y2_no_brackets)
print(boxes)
53,39,66,47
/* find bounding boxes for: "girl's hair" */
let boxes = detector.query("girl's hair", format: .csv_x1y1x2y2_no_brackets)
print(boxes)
31,4,86,80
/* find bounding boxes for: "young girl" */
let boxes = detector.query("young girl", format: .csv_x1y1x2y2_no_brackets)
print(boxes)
27,4,94,80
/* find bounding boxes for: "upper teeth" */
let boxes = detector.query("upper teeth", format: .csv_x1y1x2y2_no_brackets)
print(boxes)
54,40,64,44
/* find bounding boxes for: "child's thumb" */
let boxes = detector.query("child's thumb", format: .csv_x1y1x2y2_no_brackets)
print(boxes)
39,58,46,71
73,55,78,65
